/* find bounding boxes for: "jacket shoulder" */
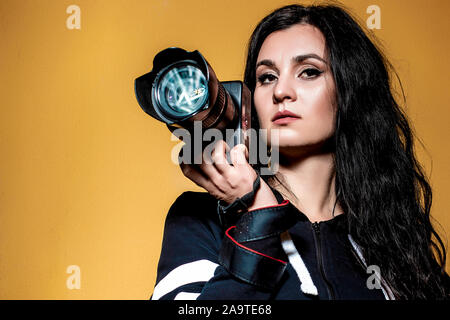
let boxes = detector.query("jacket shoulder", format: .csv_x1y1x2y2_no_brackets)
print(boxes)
167,191,218,219
164,191,222,240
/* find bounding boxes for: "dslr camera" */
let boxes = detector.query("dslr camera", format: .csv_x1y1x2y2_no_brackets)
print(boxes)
134,47,252,163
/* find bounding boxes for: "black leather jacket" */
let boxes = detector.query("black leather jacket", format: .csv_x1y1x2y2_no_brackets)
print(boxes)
151,189,392,300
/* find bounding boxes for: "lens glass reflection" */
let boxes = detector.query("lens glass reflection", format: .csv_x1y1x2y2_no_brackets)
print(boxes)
158,65,208,118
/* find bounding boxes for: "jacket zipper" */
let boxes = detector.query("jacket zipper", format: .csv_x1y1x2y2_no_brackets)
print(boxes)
312,222,335,300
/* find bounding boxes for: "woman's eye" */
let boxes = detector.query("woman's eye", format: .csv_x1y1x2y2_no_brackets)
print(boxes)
299,68,323,79
257,74,277,85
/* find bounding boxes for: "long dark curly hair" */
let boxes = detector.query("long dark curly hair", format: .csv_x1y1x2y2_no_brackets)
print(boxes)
244,3,450,299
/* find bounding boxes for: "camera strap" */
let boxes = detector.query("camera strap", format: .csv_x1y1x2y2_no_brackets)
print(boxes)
216,170,261,229
218,193,298,290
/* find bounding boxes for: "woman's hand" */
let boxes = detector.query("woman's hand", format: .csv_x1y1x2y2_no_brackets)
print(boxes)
179,140,278,209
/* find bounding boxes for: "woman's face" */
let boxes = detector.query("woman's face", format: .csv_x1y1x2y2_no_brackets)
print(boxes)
254,23,337,157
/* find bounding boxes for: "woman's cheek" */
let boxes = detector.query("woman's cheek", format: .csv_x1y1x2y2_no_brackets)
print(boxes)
303,85,335,128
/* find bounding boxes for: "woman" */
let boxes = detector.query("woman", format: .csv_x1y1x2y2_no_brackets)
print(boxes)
151,4,450,300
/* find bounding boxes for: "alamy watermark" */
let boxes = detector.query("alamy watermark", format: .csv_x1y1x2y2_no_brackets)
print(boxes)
366,264,382,290
66,265,81,290
65,4,380,31
170,121,280,176
66,5,81,30
366,5,381,30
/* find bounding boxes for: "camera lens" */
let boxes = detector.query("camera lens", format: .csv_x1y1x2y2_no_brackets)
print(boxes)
156,64,209,119
136,48,242,132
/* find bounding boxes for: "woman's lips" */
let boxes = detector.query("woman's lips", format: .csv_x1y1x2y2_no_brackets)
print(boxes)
271,110,301,125
273,117,300,125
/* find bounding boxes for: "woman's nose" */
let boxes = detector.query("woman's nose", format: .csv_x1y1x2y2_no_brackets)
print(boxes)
273,76,296,104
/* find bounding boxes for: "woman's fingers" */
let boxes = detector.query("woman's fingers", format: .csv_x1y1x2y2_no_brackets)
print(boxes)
230,144,250,169
179,140,230,195
209,140,231,174
198,160,228,193
179,141,256,203
198,140,232,193
229,144,256,193
186,146,223,186
179,162,223,198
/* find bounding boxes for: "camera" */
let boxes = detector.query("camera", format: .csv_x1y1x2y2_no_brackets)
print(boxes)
134,47,252,160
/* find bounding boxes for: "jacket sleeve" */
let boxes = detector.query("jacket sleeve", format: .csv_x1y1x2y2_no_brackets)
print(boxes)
150,191,297,300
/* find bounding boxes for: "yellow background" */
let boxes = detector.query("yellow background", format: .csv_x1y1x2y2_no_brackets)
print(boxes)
0,0,449,299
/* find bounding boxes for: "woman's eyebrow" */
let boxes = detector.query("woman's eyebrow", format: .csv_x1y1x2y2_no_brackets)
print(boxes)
256,54,327,71
255,59,279,73
293,53,327,64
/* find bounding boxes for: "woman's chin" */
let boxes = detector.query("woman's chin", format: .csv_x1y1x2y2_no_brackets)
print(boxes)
273,140,334,159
